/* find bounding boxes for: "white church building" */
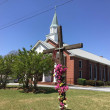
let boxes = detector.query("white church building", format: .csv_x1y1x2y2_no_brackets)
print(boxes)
32,12,59,83
32,12,110,85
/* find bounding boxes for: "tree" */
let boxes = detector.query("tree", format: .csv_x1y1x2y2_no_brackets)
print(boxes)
0,56,4,88
0,53,16,89
12,47,54,92
31,52,54,92
12,48,30,91
27,48,54,92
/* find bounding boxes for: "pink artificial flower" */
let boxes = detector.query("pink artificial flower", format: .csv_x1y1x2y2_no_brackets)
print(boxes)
58,90,61,94
60,102,64,107
55,84,60,90
58,80,61,83
58,76,61,80
63,68,67,72
65,86,69,91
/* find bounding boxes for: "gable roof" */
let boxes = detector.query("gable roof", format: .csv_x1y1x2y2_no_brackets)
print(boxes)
45,37,58,44
32,39,110,66
68,49,110,66
32,40,54,50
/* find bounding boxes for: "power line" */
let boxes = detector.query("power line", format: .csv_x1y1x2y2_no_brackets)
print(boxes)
0,0,74,30
0,0,66,27
0,7,55,30
56,0,73,8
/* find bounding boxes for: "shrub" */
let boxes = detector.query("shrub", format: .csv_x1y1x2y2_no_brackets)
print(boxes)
96,80,104,86
86,80,95,86
77,78,86,85
105,81,110,86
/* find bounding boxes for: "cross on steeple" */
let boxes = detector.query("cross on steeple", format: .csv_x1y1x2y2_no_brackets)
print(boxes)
55,6,56,12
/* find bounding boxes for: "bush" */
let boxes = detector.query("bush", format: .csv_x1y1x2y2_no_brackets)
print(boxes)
77,78,86,85
105,81,110,86
86,80,95,86
96,80,104,86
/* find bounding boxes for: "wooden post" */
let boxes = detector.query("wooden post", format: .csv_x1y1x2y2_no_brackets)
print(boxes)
58,26,64,66
43,25,83,110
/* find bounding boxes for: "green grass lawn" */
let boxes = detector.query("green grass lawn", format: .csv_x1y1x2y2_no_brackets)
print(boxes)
0,87,110,110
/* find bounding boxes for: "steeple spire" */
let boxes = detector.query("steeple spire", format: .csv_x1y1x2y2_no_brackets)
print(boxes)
50,8,58,27
46,9,59,42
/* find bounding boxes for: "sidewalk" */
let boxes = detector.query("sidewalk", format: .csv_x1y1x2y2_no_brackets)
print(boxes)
69,86,110,92
7,83,110,92
37,84,110,92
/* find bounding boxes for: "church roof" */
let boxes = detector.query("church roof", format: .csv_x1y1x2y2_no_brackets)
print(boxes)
32,38,110,66
32,40,54,50
32,11,110,66
50,12,58,27
68,49,110,66
41,40,110,66
45,37,58,44
41,41,54,49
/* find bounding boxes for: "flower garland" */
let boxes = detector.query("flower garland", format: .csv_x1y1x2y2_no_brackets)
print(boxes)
53,64,69,110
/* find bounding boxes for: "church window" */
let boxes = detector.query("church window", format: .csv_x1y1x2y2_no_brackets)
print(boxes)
79,60,82,68
94,64,97,80
108,68,109,81
79,71,82,78
89,64,92,80
103,67,106,81
99,66,102,80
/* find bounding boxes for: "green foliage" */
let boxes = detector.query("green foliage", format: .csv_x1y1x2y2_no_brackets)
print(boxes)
0,47,54,91
1,89,110,110
86,80,95,86
77,78,86,85
11,47,54,92
105,81,110,86
0,53,17,88
96,80,104,86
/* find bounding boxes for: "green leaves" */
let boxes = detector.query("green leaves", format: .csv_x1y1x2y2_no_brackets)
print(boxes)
0,53,17,88
0,47,54,90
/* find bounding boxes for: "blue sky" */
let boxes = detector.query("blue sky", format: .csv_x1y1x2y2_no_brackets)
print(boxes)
0,0,110,60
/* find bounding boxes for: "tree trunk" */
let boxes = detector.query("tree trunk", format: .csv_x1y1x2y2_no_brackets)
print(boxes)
33,74,38,93
22,75,25,89
25,74,29,92
3,73,8,89
25,78,29,88
31,75,33,88
0,74,2,88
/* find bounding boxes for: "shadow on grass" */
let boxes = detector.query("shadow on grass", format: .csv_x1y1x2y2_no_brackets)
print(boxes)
19,87,57,94
37,87,57,94
4,85,22,90
6,85,57,94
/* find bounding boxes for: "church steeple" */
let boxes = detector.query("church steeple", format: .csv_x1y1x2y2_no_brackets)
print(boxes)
50,12,58,28
46,11,59,42
50,11,59,34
